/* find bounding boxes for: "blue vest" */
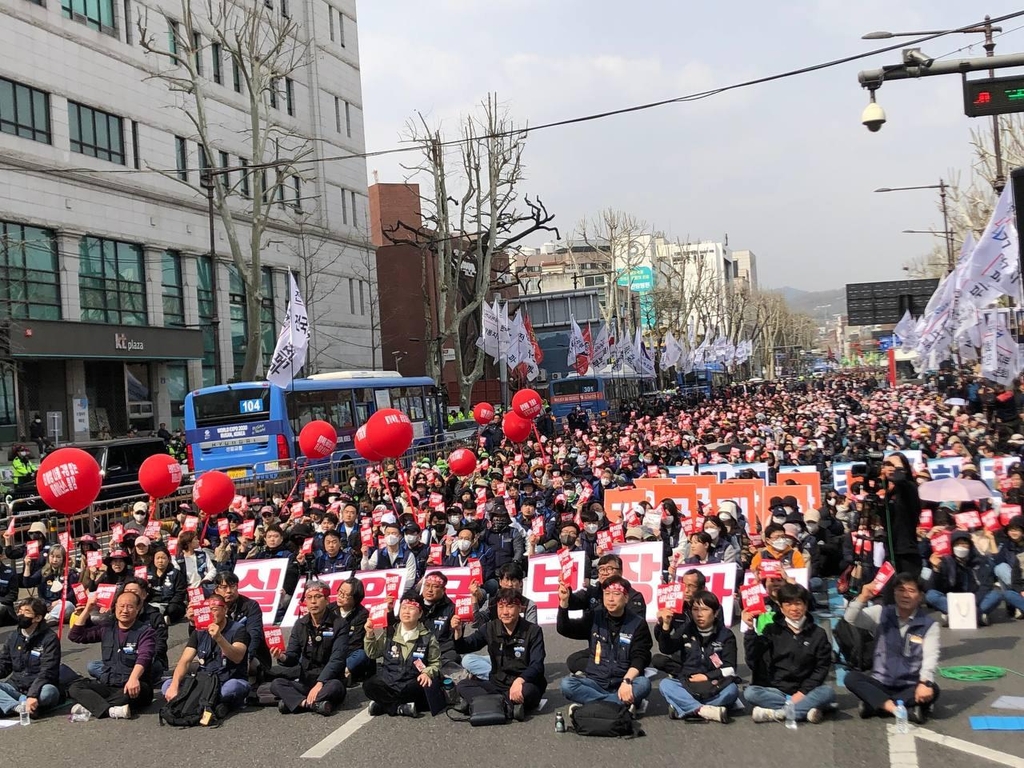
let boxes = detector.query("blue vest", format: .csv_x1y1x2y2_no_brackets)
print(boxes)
374,544,409,571
872,605,934,688
584,610,645,689
314,550,353,575
378,630,431,689
195,620,248,683
99,622,149,687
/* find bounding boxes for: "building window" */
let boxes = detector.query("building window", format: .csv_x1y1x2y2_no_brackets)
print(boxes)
358,280,365,315
260,169,269,203
269,78,278,110
328,3,334,41
350,190,358,229
195,255,217,386
218,150,230,188
227,264,247,379
68,101,125,164
285,78,295,116
62,0,116,35
162,250,185,327
333,96,341,133
167,19,179,65
260,268,275,371
345,100,352,137
583,275,605,287
348,278,354,314
197,144,210,179
341,190,348,225
232,55,242,93
281,0,289,19
123,0,133,44
338,10,345,46
239,157,250,198
292,176,301,211
0,221,61,320
192,32,203,75
0,76,51,145
175,136,188,181
79,236,146,325
165,363,189,423
276,172,286,208
130,120,140,169
211,42,222,84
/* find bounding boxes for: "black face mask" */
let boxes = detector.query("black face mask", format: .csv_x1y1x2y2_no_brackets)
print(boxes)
16,616,34,630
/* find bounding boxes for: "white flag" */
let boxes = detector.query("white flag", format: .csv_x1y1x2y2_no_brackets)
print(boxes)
498,301,513,354
567,315,588,366
893,310,917,345
661,331,682,370
961,184,1019,307
267,273,310,387
591,323,612,369
476,300,500,359
981,312,1018,386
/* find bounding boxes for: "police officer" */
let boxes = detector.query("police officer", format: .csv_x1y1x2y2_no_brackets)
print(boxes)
269,580,348,716
452,588,546,721
556,576,653,711
11,445,36,487
0,598,61,717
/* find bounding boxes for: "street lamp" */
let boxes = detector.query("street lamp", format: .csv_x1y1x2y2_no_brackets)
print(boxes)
874,182,954,271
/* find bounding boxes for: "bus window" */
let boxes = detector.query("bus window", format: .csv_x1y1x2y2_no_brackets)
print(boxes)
334,395,355,429
193,389,270,426
425,389,439,433
353,387,373,425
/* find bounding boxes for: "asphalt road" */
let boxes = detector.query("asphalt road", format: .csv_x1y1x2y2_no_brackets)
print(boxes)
1,614,1021,768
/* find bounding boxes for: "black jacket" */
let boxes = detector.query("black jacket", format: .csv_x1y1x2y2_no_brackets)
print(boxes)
0,561,19,608
557,606,652,688
743,612,832,695
226,594,270,669
883,477,922,557
454,617,546,690
420,595,458,664
655,614,738,688
278,608,349,685
567,582,647,619
0,623,61,699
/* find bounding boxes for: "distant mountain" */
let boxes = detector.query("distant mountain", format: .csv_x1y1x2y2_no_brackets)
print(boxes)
778,286,847,321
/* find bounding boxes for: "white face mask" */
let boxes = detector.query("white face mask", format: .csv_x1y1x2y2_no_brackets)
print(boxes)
785,615,806,631
584,523,599,535
404,534,420,547
770,538,788,551
600,478,610,486
134,513,147,522
385,534,401,547
705,528,720,541
456,539,473,553
953,546,970,559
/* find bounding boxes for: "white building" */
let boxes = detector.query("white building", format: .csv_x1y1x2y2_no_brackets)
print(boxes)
732,249,758,290
0,0,373,443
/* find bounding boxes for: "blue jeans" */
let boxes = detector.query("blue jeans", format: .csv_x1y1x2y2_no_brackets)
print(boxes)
925,589,1003,615
461,654,492,680
560,674,652,706
744,685,836,720
346,649,371,674
994,563,1013,588
161,677,250,711
659,679,738,717
0,680,61,715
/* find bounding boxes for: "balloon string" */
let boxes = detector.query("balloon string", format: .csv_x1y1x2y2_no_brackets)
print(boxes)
395,460,415,512
381,465,399,511
57,517,71,640
532,425,548,463
283,458,310,506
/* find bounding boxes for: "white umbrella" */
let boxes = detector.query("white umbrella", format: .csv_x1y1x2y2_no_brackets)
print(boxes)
918,478,993,503
943,397,967,406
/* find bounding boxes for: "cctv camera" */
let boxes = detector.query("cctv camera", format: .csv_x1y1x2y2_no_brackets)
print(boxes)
861,101,886,133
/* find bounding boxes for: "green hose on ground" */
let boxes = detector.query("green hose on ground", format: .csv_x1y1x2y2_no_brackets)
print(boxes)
937,666,1024,682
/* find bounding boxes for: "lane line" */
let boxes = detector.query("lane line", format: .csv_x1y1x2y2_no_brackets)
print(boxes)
301,708,373,759
887,724,920,768
913,727,1024,768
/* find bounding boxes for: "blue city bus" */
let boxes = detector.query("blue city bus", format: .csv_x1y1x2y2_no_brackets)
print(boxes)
183,372,444,478
548,373,652,420
676,366,729,397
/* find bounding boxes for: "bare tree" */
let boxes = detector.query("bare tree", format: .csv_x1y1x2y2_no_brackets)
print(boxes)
386,95,558,409
139,0,313,380
578,210,649,329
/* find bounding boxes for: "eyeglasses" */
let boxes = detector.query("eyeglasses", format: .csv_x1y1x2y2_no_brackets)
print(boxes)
597,566,621,575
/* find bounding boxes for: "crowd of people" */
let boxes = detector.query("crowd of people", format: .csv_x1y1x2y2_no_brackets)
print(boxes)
0,372,1021,732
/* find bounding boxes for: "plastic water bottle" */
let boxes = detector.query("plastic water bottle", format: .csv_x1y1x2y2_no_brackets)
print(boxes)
69,710,91,723
555,711,565,733
784,696,797,730
18,696,29,726
894,700,909,734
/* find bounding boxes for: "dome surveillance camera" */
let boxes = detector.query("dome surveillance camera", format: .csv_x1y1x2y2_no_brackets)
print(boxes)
861,101,886,133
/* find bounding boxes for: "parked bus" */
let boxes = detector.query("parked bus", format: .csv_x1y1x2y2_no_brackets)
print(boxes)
183,372,444,478
547,373,652,419
676,366,730,398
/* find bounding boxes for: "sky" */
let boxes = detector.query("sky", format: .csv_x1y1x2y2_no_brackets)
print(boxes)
355,1,1024,292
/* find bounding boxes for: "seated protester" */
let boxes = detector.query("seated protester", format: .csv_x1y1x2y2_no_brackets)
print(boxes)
804,508,841,578
924,530,1003,625
333,504,361,553
175,532,218,592
527,518,580,558
403,521,431,582
481,506,526,575
305,530,357,578
0,598,61,717
742,583,836,724
557,576,653,711
131,536,155,569
312,513,339,552
785,515,822,585
566,554,647,617
443,524,497,589
844,576,940,724
452,588,547,721
652,569,707,676
335,578,374,683
243,525,300,621
702,515,740,565
2,521,52,563
86,577,170,681
161,593,250,723
269,581,347,716
68,590,156,720
124,502,150,536
682,532,720,566
148,548,187,625
73,535,101,575
576,509,602,581
424,509,455,550
362,522,418,587
994,515,1024,619
202,572,271,677
419,572,460,672
750,524,807,573
656,589,738,723
0,548,18,626
97,549,131,587
22,544,78,626
363,593,444,718
840,517,885,597
462,563,538,680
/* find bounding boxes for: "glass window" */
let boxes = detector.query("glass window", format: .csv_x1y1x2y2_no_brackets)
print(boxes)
239,158,250,198
62,0,117,35
232,54,242,93
167,19,179,65
292,177,302,211
228,263,247,379
285,78,295,116
0,365,15,429
334,96,341,133
79,236,145,324
352,387,372,425
269,78,278,110
218,150,230,189
328,5,335,42
192,32,203,75
196,256,217,385
286,390,353,431
338,10,345,46
388,387,425,421
0,76,51,144
165,363,188,424
162,250,185,327
0,221,61,320
68,101,124,164
345,100,352,137
260,268,275,372
175,136,188,181
548,299,568,324
211,42,222,84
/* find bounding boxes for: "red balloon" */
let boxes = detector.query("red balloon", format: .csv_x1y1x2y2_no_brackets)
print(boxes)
37,448,102,516
502,411,532,443
448,448,477,477
472,402,495,426
355,424,385,462
138,453,183,499
512,389,543,420
192,471,236,516
299,420,338,460
366,408,414,459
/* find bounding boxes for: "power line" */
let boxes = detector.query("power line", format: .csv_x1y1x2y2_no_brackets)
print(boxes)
5,11,1024,181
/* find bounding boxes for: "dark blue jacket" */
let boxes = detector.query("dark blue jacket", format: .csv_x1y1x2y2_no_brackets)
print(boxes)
655,613,738,688
556,606,652,690
0,623,61,698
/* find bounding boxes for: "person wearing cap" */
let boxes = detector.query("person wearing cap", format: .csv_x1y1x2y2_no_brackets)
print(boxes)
2,520,51,563
268,580,348,716
131,536,155,569
85,549,130,592
451,587,547,721
749,524,806,574
125,501,151,536
402,521,431,581
362,520,418,587
363,593,443,717
924,530,1003,625
0,597,61,717
557,575,653,711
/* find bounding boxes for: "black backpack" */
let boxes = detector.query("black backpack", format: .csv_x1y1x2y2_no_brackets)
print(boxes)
833,619,876,671
570,701,645,738
159,674,222,727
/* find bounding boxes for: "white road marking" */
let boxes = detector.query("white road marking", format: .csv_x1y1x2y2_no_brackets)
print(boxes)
301,708,373,759
887,724,920,768
913,726,1024,768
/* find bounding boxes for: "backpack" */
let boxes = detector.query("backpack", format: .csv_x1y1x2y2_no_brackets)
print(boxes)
159,674,222,727
570,701,645,738
833,619,876,671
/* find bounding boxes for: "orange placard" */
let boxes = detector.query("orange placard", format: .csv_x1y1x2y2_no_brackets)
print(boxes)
710,481,759,531
776,472,821,511
602,489,652,524
669,476,717,507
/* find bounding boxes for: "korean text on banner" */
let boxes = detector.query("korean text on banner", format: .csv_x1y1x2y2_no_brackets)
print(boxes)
523,551,585,625
234,558,290,626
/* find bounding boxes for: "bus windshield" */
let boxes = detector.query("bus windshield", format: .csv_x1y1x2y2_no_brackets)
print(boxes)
193,388,271,427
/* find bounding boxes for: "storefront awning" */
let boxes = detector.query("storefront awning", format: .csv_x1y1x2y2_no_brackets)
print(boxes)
8,319,204,361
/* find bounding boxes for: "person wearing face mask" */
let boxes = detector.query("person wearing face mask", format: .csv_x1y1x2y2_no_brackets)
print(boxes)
656,590,738,723
125,501,151,536
818,493,846,537
361,522,418,587
750,524,806,574
2,521,51,565
994,515,1024,619
0,598,61,717
443,524,496,588
577,510,602,580
402,522,431,581
743,583,836,724
481,506,526,576
702,515,739,564
924,530,1002,625
11,445,36,487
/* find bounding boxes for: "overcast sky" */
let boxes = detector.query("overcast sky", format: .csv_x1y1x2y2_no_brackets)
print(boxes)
356,1,1024,292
